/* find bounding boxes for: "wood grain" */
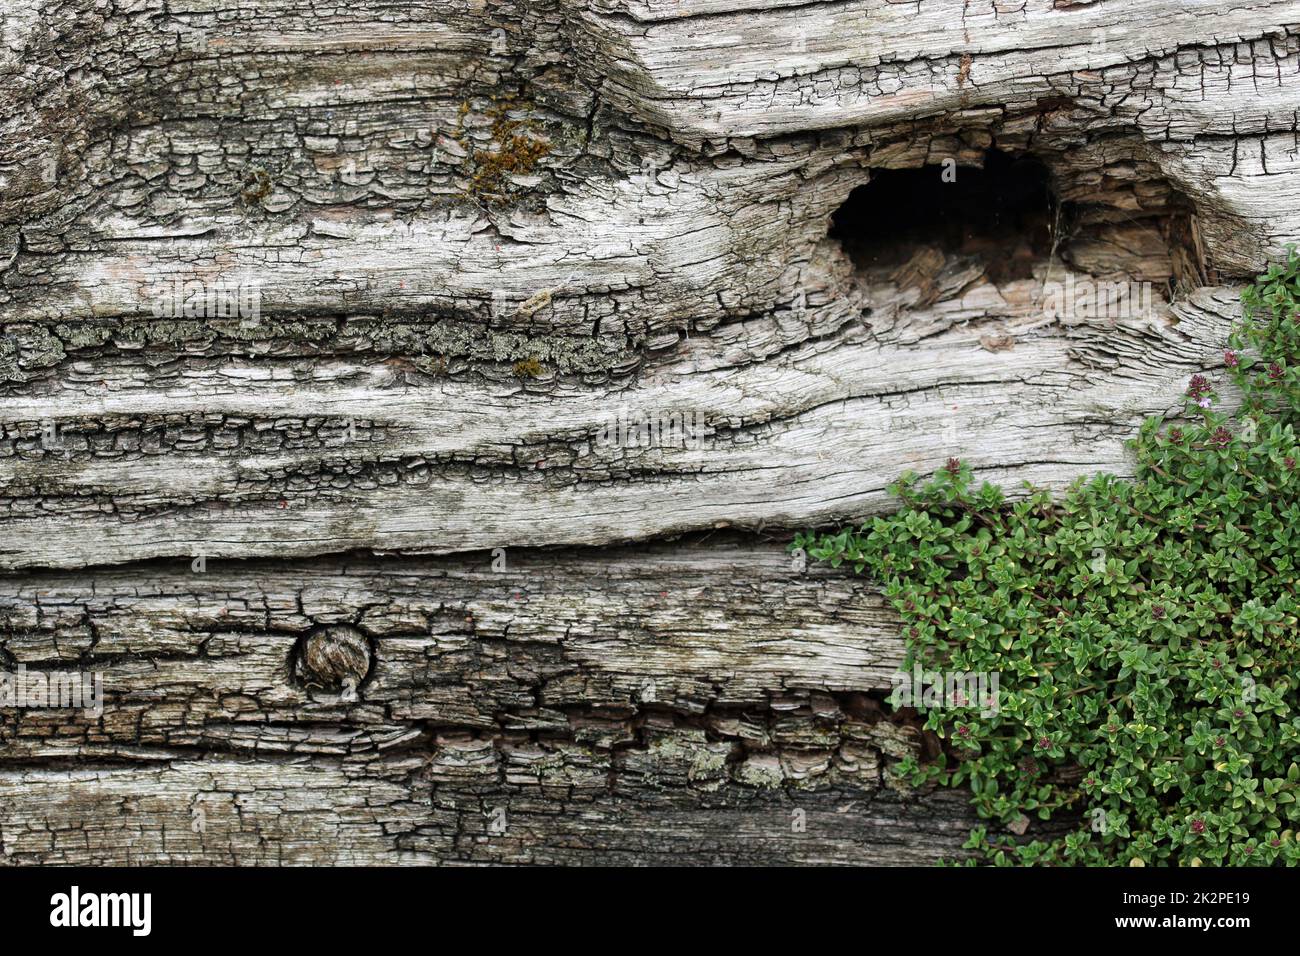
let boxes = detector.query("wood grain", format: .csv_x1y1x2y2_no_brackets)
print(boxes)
1,0,1295,864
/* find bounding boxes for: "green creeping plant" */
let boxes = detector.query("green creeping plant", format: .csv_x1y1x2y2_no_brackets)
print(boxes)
795,246,1300,866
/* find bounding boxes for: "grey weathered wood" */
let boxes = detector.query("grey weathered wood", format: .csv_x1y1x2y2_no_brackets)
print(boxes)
2,0,1297,863
0,541,981,865
0,287,1244,569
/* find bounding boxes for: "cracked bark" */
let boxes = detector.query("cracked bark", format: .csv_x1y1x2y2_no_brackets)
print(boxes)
1,0,1297,864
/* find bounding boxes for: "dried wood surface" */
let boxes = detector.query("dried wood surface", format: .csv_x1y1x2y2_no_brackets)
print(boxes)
1,0,1297,863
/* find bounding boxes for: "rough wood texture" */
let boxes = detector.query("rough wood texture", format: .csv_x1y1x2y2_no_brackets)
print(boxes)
2,0,1298,863
0,542,983,864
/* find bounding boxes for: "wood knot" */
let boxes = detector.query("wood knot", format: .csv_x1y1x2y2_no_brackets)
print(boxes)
294,625,371,701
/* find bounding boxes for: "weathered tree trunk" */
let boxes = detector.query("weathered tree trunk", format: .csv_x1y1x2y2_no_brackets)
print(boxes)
1,0,1297,864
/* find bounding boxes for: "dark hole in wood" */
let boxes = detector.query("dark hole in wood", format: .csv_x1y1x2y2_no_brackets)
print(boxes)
830,148,1063,284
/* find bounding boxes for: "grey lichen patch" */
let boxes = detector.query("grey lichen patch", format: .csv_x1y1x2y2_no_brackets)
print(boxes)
32,316,338,358
105,318,335,348
736,753,785,789
0,336,21,383
347,318,635,376
635,730,732,791
687,744,730,789
51,323,114,350
0,326,65,382
221,319,337,345
10,314,636,384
